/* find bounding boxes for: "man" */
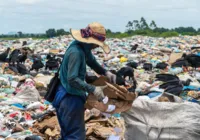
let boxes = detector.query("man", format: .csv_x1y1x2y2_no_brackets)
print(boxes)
52,22,116,140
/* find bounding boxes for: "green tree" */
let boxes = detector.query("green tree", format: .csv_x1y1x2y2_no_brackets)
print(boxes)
150,20,157,29
106,29,112,34
46,29,56,38
126,21,133,31
30,34,35,37
41,34,47,38
198,28,200,33
133,20,141,30
0,34,6,38
154,27,169,33
174,27,196,33
106,29,113,37
27,34,31,37
56,29,66,36
18,31,23,38
140,17,149,30
35,34,40,38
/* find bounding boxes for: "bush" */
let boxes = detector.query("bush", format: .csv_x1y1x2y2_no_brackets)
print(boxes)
181,32,197,36
160,31,179,37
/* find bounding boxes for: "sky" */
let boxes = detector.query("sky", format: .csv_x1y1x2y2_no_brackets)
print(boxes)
0,0,199,34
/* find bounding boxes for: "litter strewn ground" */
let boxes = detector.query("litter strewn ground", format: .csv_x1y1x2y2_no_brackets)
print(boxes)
1,35,200,139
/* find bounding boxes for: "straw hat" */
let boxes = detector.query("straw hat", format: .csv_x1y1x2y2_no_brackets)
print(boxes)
70,22,110,54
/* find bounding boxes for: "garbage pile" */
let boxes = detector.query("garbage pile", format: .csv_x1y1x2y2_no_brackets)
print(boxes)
85,108,125,140
0,74,126,140
1,35,200,139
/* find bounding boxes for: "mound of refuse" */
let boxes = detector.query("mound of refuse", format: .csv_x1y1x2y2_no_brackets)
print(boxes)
1,35,200,139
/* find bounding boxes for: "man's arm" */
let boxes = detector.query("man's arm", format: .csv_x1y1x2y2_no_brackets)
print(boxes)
86,52,107,75
67,52,95,93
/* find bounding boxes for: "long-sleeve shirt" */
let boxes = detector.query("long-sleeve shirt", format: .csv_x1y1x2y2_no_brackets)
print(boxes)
52,41,107,107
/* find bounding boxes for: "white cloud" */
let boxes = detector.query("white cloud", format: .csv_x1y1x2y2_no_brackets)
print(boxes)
0,0,199,33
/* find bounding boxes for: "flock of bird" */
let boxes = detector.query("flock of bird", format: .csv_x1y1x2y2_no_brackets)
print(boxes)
104,45,200,95
1,44,200,97
0,47,62,75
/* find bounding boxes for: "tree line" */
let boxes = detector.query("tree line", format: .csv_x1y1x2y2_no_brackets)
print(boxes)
1,17,200,39
106,17,200,38
0,29,70,39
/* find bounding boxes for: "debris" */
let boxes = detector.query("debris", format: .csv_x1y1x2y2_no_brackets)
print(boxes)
1,35,200,139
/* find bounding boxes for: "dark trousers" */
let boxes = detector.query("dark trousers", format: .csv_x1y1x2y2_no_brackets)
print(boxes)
55,94,86,140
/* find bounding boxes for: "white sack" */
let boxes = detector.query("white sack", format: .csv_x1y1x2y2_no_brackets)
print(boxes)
122,98,200,140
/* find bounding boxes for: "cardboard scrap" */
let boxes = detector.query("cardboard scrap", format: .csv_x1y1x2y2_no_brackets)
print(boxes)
85,76,136,114
168,52,183,64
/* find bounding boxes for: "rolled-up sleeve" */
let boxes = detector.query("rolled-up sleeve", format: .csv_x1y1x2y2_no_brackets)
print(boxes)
67,52,95,93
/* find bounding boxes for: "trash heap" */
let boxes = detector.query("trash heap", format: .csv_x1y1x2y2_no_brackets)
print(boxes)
1,35,200,139
0,74,127,140
85,108,125,140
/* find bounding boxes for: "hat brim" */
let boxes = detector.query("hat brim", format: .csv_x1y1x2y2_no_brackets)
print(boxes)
70,29,111,54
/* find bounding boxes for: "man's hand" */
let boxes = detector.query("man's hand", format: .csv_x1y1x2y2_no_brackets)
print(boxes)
93,86,107,102
105,71,116,84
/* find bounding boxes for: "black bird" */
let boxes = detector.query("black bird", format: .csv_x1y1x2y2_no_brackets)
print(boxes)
9,49,21,65
171,59,190,68
115,76,126,86
46,54,55,60
156,74,179,82
30,59,44,72
183,54,200,69
117,67,134,79
126,61,138,69
110,69,126,86
155,62,168,70
143,63,153,71
17,62,30,75
159,79,192,89
45,54,61,70
17,51,28,64
85,70,131,87
0,48,10,62
22,41,27,46
165,85,183,96
111,67,137,89
45,58,59,70
130,44,138,51
156,74,192,96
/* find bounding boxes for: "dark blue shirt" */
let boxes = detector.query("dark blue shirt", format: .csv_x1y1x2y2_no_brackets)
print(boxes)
53,41,106,107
